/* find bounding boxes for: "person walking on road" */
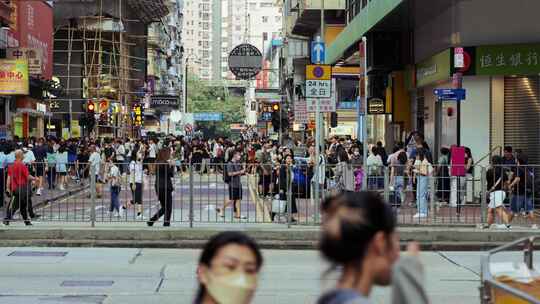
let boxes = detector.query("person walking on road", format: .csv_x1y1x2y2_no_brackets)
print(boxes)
507,153,537,229
106,156,122,218
129,149,145,219
147,148,175,227
413,148,432,219
218,150,246,220
485,156,511,229
194,231,263,304
3,150,37,226
88,144,102,198
32,138,47,196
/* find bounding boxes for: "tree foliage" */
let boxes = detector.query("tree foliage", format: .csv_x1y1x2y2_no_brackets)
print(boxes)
187,75,245,138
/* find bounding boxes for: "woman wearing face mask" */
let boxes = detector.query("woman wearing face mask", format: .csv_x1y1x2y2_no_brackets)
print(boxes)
317,191,429,304
195,231,263,304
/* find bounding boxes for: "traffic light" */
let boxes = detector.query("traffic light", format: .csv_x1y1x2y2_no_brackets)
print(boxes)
87,101,95,113
272,104,280,112
87,113,95,131
271,104,281,132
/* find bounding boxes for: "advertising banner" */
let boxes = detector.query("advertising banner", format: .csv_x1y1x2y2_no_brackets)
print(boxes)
0,59,29,95
12,1,53,79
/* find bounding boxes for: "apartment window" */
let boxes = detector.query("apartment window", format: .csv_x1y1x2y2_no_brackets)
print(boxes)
203,22,209,30
235,25,241,31
203,50,209,58
262,16,269,23
203,41,210,48
260,2,273,8
249,2,256,10
275,16,281,23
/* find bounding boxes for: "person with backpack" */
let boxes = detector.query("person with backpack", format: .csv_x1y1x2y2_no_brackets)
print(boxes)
507,153,537,228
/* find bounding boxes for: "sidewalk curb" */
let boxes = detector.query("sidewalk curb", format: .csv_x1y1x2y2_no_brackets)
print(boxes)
33,186,88,209
0,227,538,250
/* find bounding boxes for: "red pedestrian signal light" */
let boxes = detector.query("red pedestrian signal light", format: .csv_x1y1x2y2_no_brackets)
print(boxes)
87,101,95,113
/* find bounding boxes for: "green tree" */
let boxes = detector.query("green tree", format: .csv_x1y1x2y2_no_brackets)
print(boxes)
187,76,245,138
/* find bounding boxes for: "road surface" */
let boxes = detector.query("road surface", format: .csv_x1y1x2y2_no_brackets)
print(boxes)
2,247,536,304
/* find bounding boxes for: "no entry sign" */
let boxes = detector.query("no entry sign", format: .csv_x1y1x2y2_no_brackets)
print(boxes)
228,44,263,80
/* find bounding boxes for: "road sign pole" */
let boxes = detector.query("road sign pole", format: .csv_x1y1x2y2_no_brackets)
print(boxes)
314,0,325,213
362,36,368,182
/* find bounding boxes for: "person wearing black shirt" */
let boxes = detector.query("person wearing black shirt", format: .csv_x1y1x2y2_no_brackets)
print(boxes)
485,156,510,228
147,148,174,227
32,138,48,196
507,153,536,228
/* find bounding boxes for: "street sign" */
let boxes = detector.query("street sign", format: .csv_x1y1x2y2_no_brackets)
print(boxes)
294,99,308,124
454,47,464,68
306,80,331,98
228,44,263,80
434,88,466,101
194,112,223,121
311,41,325,64
307,79,336,112
150,95,180,108
306,65,331,80
367,98,386,115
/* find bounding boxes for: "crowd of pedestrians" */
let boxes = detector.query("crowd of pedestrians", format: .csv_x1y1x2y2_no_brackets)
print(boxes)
0,131,537,228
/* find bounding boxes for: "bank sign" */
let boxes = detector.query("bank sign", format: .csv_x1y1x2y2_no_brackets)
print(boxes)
476,44,540,76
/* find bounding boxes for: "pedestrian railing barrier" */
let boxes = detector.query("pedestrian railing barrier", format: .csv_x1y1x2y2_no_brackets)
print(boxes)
2,161,539,228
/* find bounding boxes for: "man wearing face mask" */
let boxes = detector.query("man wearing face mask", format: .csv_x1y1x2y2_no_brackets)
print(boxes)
317,191,429,304
195,231,263,304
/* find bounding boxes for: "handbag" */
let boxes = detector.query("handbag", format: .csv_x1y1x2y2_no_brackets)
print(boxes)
271,195,286,214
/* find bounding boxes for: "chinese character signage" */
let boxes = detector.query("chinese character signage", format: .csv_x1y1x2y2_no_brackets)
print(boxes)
294,99,308,124
476,44,540,76
0,59,29,95
307,79,336,113
306,80,332,98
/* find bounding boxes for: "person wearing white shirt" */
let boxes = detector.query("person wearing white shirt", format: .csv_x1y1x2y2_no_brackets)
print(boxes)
107,156,122,217
147,139,157,175
88,145,102,197
115,140,126,175
366,145,384,189
129,150,145,219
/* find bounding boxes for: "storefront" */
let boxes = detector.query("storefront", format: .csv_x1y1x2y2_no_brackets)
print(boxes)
13,97,48,138
415,43,540,164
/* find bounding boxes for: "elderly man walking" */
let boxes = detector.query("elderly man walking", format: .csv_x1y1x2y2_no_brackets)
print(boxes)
3,150,36,226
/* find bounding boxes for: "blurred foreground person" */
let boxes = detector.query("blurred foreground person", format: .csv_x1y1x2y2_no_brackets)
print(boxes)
194,231,263,304
317,191,429,304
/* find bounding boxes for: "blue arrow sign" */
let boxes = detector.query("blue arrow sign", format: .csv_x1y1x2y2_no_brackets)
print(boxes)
311,41,325,64
434,88,466,101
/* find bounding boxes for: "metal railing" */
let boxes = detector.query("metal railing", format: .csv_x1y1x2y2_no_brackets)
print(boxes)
1,161,539,228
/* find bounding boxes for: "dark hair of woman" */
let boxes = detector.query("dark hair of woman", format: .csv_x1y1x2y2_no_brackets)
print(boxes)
194,231,263,304
338,149,349,163
397,151,408,165
320,192,396,276
416,148,425,161
156,148,170,163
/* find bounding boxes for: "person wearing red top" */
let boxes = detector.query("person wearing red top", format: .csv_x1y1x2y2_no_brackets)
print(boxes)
4,150,36,226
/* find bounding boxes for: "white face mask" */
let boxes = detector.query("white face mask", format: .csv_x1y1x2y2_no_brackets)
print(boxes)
205,271,258,304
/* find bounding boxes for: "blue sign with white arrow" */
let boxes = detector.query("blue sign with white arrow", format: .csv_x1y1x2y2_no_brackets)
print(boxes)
434,88,466,101
311,41,325,64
